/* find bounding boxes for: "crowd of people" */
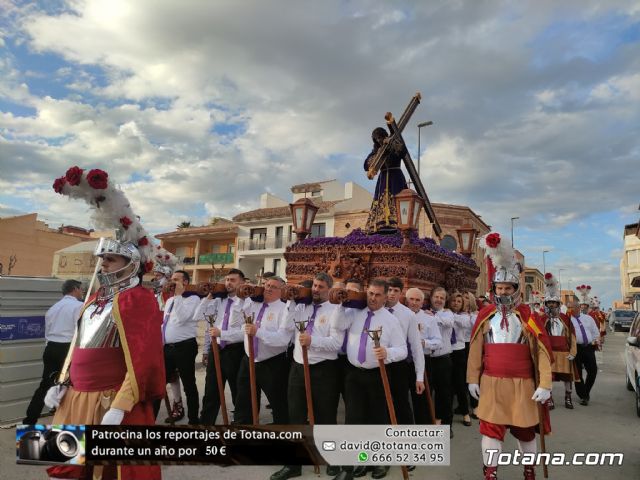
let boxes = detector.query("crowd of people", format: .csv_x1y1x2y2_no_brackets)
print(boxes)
27,166,609,480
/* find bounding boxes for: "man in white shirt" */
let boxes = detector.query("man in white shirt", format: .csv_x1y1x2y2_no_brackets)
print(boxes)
426,287,455,436
162,270,201,424
24,279,83,424
406,287,442,425
271,272,341,480
385,277,425,425
198,268,247,425
235,276,291,425
571,301,601,406
332,278,407,480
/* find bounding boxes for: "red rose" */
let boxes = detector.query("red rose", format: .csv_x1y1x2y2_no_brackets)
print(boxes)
53,176,66,194
65,166,84,186
120,216,132,229
485,232,501,248
165,254,170,260
144,261,154,273
86,169,109,189
544,273,552,279
586,285,591,290
138,236,149,246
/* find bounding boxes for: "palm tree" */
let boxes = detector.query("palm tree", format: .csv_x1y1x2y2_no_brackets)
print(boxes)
177,221,191,229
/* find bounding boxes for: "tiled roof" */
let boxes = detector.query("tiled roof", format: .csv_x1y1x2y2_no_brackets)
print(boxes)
156,223,237,239
233,200,342,222
290,179,335,193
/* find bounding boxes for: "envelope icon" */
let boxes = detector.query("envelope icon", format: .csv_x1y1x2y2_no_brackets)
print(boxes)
323,441,336,451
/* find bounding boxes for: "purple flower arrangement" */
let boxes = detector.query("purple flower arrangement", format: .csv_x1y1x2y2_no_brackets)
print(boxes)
297,228,476,266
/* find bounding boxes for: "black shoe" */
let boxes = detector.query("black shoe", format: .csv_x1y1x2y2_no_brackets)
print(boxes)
353,466,371,477
332,471,354,480
270,466,302,480
327,466,341,476
462,418,472,427
406,465,416,472
579,398,589,406
371,466,389,479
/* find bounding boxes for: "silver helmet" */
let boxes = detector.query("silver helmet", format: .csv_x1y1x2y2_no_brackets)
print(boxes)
95,237,141,296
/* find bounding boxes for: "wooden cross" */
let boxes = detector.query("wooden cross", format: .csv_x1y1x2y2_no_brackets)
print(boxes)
366,93,442,237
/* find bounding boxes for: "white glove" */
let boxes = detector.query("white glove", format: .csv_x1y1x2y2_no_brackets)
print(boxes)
101,408,125,425
44,385,67,409
567,354,575,361
531,387,551,403
468,383,480,400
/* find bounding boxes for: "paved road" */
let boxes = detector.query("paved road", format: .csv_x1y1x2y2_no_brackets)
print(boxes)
2,332,638,479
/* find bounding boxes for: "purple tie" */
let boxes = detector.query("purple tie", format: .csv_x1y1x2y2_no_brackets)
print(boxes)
388,307,394,314
306,304,321,334
450,328,457,345
357,311,374,364
575,317,588,345
252,303,268,358
407,341,412,362
341,332,348,354
219,299,233,349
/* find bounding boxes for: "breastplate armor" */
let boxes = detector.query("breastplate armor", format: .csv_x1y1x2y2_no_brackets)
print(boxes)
77,301,121,348
549,317,565,336
485,309,524,344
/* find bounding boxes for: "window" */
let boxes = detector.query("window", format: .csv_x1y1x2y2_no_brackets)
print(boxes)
227,244,235,254
275,226,284,248
273,259,281,276
525,276,534,283
310,223,326,238
287,225,293,242
311,190,321,197
250,228,267,250
627,249,640,266
440,235,457,252
526,285,533,302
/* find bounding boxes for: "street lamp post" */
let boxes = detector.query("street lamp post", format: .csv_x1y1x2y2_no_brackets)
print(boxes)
417,121,433,178
510,217,519,248
542,250,550,275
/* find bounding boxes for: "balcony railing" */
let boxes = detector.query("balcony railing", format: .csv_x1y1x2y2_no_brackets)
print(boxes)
238,236,294,251
177,253,234,266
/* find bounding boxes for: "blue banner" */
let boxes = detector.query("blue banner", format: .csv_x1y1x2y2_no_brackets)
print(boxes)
0,316,45,341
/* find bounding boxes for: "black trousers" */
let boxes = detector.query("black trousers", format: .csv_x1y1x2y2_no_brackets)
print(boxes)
451,348,469,415
465,342,478,409
337,354,349,407
164,338,199,423
431,354,453,425
574,344,598,400
344,364,390,425
24,341,71,424
413,355,435,424
387,361,414,424
200,342,244,424
288,359,340,424
235,353,290,424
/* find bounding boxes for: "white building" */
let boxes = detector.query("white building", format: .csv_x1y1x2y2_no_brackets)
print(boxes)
621,222,640,311
232,179,372,282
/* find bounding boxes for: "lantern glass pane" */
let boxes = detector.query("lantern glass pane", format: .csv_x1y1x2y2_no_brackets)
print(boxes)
399,199,410,226
461,231,471,250
305,210,315,230
412,203,421,228
294,207,303,230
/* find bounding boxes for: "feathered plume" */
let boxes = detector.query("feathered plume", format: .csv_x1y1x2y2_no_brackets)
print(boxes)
53,165,173,273
575,284,592,305
543,272,560,302
479,232,518,272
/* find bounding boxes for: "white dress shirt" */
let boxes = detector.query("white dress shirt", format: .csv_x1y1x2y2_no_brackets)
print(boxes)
198,295,246,354
286,300,341,364
387,301,425,381
334,305,407,369
572,313,600,345
162,293,201,344
415,310,443,355
430,309,454,357
242,299,290,362
452,311,473,349
45,295,83,343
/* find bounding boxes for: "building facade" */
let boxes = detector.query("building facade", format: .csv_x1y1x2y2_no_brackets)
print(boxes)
232,180,372,282
0,214,93,277
620,222,640,311
156,218,238,284
523,267,545,304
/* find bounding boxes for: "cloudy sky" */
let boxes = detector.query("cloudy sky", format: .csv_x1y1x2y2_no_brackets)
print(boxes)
1,0,638,306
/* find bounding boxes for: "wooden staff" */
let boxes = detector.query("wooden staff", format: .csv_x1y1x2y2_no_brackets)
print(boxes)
532,337,549,479
205,312,229,425
368,328,409,480
294,319,319,474
244,313,260,425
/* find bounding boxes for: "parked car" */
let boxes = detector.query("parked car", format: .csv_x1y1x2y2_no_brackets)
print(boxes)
625,312,640,417
610,309,636,332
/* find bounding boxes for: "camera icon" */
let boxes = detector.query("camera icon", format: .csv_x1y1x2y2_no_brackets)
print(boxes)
19,429,80,463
